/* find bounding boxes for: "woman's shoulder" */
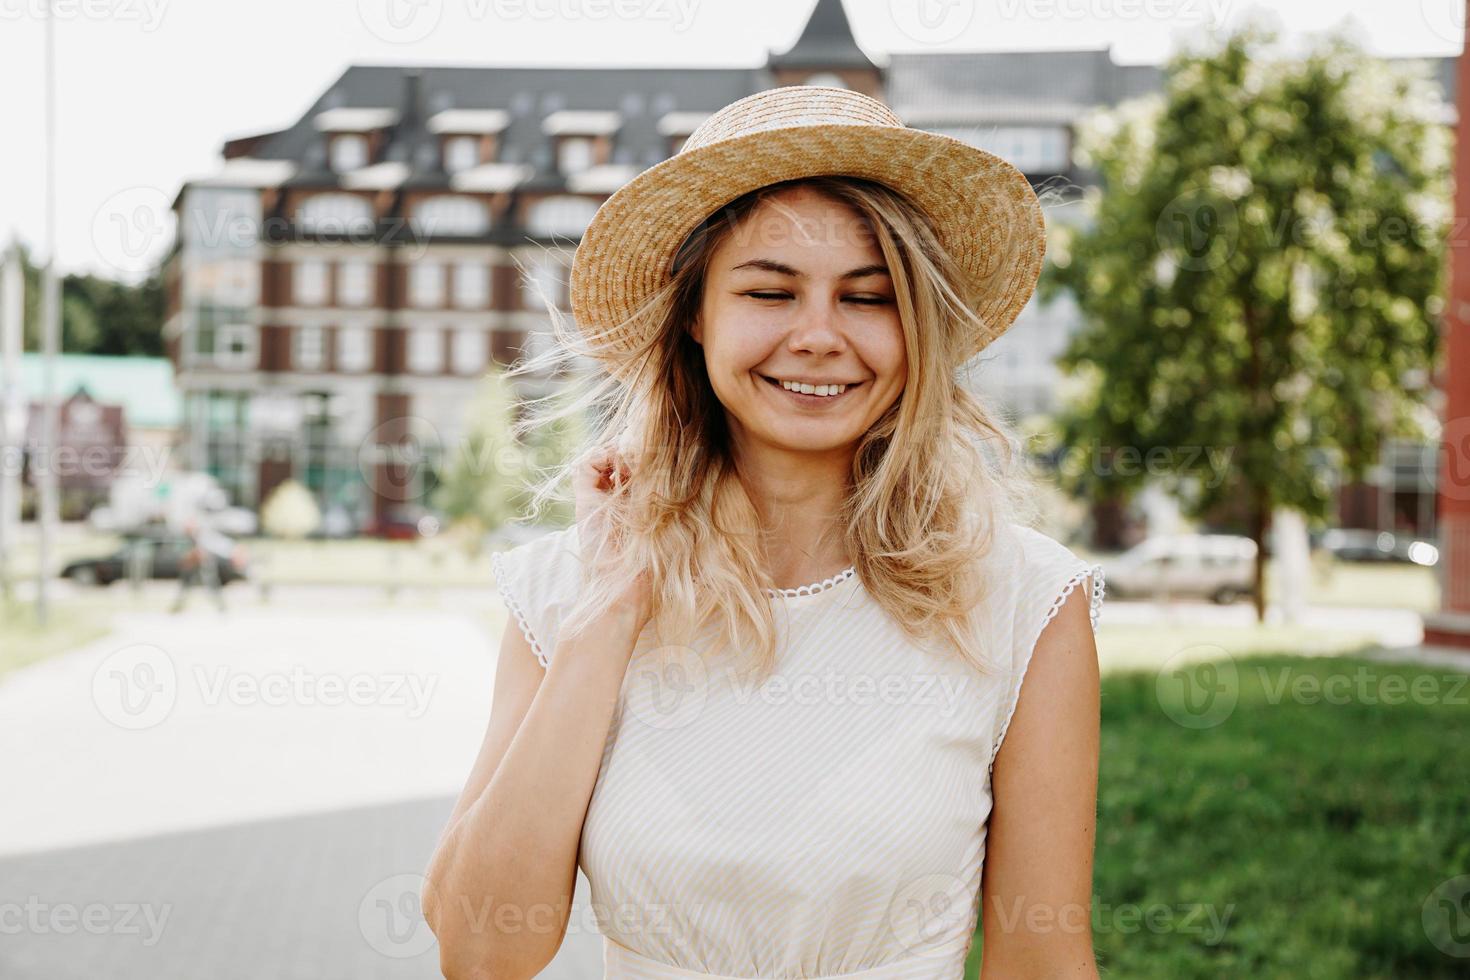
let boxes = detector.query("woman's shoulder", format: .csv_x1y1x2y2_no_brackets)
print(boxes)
490,523,584,669
987,520,1105,632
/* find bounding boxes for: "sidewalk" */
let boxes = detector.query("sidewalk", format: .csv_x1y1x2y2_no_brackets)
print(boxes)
0,598,606,978
0,795,604,979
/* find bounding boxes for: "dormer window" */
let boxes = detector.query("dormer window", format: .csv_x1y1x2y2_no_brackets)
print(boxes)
557,136,594,175
804,72,848,89
443,135,479,173
657,111,709,160
330,134,368,172
313,106,397,173
542,110,620,177
428,110,509,176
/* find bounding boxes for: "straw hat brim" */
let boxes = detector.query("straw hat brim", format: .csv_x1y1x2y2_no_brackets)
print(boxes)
568,121,1046,374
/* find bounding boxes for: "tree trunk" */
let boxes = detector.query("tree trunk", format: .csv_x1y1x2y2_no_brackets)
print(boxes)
1250,481,1271,623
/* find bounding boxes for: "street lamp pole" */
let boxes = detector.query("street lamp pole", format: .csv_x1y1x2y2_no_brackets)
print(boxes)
35,0,61,624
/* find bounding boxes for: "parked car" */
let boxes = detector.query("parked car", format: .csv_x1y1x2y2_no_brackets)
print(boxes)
59,533,249,587
1317,528,1439,566
1103,533,1257,604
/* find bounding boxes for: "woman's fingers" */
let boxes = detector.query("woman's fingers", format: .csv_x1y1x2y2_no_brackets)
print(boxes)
573,445,634,504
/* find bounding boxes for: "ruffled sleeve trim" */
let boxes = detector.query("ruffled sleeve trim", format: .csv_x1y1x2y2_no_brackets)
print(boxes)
987,558,1105,776
491,548,550,670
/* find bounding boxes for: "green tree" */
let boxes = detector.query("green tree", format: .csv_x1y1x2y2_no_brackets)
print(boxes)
11,241,164,355
431,366,584,553
1041,28,1451,621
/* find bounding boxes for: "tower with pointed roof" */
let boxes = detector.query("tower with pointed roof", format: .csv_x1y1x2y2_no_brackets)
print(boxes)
766,0,882,98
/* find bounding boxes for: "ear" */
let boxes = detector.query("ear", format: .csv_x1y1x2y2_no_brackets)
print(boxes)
688,314,703,347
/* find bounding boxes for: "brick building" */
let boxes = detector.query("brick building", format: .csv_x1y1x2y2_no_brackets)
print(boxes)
163,0,1456,539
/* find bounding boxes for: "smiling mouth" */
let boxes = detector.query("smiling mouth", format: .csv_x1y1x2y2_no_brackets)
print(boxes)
758,374,864,404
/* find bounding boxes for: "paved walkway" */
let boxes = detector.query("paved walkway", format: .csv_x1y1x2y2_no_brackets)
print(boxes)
0,795,604,979
0,599,604,978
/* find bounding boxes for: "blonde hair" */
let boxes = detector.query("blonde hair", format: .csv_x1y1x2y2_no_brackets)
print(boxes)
505,174,1043,680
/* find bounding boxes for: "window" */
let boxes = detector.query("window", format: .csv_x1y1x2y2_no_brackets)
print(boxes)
337,259,374,307
452,260,490,308
330,134,368,172
557,136,594,174
297,193,375,235
443,135,479,173
452,327,487,375
526,195,599,238
937,125,1071,174
409,261,446,308
337,325,372,372
295,325,325,371
410,195,491,236
216,324,255,368
407,328,444,374
294,258,329,305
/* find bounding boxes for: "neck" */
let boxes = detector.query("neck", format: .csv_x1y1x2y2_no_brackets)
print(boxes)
732,440,854,589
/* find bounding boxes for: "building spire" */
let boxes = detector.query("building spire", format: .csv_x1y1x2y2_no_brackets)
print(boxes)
769,0,874,70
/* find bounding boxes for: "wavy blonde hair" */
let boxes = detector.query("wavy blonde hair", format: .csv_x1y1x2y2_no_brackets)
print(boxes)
505,174,1043,680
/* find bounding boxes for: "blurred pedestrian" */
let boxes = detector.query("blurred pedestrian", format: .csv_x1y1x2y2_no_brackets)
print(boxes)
170,514,233,613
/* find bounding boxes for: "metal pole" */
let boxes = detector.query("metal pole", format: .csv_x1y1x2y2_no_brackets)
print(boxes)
37,0,59,623
0,246,22,603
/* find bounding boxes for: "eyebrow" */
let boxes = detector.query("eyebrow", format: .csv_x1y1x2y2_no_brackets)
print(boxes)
729,258,891,281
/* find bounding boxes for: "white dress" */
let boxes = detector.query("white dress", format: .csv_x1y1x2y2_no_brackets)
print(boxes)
491,520,1105,979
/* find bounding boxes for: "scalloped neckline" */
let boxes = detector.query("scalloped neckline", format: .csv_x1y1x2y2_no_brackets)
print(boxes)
766,565,858,599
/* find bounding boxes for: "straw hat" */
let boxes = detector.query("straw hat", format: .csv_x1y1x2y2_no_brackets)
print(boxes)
567,85,1046,376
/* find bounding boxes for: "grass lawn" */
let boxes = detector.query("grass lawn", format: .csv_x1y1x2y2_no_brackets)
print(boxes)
968,652,1470,979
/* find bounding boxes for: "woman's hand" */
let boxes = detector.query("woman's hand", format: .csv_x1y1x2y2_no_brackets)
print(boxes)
572,443,654,631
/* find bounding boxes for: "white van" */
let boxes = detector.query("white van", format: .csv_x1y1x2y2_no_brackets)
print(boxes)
1103,533,1257,604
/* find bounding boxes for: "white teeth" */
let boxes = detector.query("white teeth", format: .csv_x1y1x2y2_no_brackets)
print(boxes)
776,379,847,397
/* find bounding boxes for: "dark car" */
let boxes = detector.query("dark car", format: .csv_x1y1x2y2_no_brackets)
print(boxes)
60,534,249,586
1318,528,1439,566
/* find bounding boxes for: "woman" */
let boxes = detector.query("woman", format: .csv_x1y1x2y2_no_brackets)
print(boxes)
423,87,1105,980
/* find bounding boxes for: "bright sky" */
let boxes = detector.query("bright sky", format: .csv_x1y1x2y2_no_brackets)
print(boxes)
0,0,1460,281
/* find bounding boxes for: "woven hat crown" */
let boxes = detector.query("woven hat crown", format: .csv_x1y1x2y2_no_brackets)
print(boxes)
678,87,905,154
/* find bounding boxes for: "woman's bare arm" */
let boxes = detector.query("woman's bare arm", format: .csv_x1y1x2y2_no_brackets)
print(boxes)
422,608,643,980
979,581,1102,980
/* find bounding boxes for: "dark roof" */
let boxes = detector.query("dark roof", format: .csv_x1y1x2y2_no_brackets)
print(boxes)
887,49,1158,124
768,0,874,70
256,64,769,187
888,49,1457,125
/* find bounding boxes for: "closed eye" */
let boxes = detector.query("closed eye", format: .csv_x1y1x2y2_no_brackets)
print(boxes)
743,291,891,306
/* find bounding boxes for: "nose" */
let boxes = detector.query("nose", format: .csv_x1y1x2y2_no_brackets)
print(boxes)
786,295,847,356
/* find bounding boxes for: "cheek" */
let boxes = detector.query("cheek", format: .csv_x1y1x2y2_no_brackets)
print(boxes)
708,325,778,377
861,322,907,381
